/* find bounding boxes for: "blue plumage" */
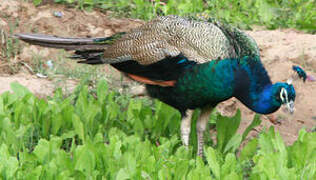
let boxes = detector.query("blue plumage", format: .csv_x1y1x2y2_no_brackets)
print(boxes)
147,56,236,114
15,16,298,157
292,65,307,82
146,55,295,115
177,59,187,64
251,83,295,114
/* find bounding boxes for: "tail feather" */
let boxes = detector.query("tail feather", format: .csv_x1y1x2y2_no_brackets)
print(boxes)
14,32,127,64
15,32,126,50
16,33,96,44
14,33,109,50
71,50,104,64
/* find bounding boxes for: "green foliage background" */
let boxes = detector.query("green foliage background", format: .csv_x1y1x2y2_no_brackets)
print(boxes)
0,81,315,179
32,0,316,33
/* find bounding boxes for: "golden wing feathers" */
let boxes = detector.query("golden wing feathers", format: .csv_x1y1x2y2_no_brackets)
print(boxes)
103,16,236,65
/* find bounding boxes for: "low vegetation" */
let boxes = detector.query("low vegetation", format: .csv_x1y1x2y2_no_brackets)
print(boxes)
0,81,315,179
32,0,316,33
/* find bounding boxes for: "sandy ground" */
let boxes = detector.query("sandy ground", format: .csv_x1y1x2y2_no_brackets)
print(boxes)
0,0,315,145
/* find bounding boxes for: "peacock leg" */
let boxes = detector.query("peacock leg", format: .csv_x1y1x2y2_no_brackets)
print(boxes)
196,106,213,157
130,85,146,97
181,110,193,147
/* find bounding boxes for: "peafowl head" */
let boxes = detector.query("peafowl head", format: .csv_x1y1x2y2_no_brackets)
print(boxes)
273,79,296,113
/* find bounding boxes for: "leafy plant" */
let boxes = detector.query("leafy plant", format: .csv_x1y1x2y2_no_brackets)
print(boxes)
0,82,314,179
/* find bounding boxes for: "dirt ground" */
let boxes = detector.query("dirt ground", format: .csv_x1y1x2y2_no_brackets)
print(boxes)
0,0,315,145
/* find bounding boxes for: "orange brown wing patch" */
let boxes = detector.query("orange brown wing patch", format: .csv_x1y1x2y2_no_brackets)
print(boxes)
128,74,176,87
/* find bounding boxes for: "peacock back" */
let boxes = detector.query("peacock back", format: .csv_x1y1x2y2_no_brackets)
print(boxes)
104,15,260,65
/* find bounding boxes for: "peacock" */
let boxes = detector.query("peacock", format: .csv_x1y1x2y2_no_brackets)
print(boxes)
15,15,296,156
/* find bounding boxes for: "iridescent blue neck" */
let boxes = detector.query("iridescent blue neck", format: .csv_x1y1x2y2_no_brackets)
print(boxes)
233,56,281,114
241,84,281,114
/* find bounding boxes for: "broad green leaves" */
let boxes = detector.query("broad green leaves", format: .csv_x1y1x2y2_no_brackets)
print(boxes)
0,144,19,179
0,82,315,179
216,110,241,153
215,110,261,154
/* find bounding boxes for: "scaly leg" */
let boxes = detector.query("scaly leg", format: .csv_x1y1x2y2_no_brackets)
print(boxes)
196,106,213,157
181,110,193,147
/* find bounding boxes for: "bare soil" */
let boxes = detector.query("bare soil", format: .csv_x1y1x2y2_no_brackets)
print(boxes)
0,0,315,145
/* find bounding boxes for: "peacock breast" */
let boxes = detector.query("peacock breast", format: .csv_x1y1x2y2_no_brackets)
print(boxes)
146,59,236,111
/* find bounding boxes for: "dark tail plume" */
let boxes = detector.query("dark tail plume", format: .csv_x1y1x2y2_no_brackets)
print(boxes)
14,32,126,65
14,32,126,51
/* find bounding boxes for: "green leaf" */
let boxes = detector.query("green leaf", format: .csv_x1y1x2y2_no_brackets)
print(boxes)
257,127,275,154
174,160,190,178
74,144,96,175
33,139,50,163
216,110,241,153
10,82,31,98
205,147,220,179
25,166,42,179
116,168,130,180
127,99,142,121
288,129,316,174
72,114,85,142
96,79,108,104
0,97,4,114
33,0,42,6
239,138,258,161
223,172,240,180
221,153,237,177
242,114,261,141
223,134,242,153
0,144,19,179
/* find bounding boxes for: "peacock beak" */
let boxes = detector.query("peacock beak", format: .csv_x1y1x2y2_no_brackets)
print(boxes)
285,100,294,114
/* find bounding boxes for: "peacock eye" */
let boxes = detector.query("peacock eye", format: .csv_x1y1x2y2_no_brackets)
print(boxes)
279,88,288,103
282,93,286,99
